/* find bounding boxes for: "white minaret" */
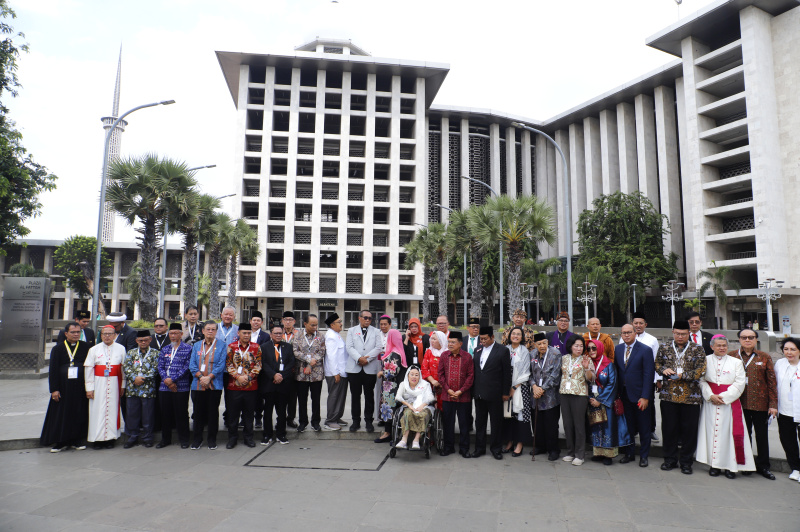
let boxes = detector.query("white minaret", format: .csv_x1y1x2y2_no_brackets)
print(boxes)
100,48,127,242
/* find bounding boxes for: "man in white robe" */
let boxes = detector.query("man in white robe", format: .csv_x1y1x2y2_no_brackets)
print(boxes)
85,325,127,449
697,335,755,478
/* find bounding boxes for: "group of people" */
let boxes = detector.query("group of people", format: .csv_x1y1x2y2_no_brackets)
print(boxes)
40,307,800,483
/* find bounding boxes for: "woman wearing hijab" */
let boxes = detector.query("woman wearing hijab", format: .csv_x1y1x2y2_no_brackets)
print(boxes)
395,366,435,450
587,339,630,465
181,306,204,346
501,327,532,456
403,318,429,367
374,329,408,443
422,330,447,411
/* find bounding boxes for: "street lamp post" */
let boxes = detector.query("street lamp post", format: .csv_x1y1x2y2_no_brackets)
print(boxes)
662,280,685,325
436,203,468,326
91,100,175,332
757,278,783,332
520,283,539,324
158,164,217,318
630,283,638,313
578,279,597,326
511,122,572,321
461,175,504,327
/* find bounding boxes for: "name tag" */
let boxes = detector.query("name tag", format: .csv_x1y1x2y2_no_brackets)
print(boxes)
104,369,110,377
413,357,418,364
565,382,573,391
200,364,206,372
237,366,243,374
591,385,598,395
539,378,543,387
756,362,763,365
745,377,749,385
676,367,683,375
279,363,284,371
68,367,78,379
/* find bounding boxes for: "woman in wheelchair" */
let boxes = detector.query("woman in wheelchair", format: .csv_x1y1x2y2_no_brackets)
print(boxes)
394,366,435,450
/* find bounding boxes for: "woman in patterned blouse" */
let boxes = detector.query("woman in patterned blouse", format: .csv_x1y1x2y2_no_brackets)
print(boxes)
559,335,596,466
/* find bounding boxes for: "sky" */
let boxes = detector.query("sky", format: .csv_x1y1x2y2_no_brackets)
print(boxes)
8,0,719,243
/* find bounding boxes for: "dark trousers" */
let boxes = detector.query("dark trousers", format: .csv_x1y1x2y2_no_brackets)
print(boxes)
286,378,297,422
296,380,323,426
621,391,652,458
254,394,265,423
348,370,377,425
777,414,800,471
533,405,560,454
226,389,256,442
660,400,700,467
262,391,288,439
125,396,155,443
474,398,503,453
743,409,771,471
191,390,222,444
442,401,470,452
651,396,658,433
160,391,190,445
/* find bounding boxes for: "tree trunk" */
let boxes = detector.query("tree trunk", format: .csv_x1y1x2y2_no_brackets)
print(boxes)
182,233,197,308
208,245,223,320
507,245,523,316
138,216,159,321
227,253,238,313
436,254,448,323
469,242,483,319
421,267,431,323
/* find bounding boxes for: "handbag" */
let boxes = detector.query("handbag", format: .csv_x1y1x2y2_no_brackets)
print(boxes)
613,398,624,416
587,404,607,426
503,399,513,419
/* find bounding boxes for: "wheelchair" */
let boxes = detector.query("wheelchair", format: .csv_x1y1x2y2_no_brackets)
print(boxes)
388,404,444,459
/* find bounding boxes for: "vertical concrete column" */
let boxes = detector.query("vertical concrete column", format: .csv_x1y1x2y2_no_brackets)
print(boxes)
411,77,428,296
489,123,501,196
599,109,620,194
554,129,571,256
654,85,685,274
535,135,556,258
460,118,470,209
63,287,73,319
521,130,533,196
505,126,517,197
616,102,639,194
740,6,789,284
635,94,659,207
441,117,450,222
110,250,121,313
339,71,353,296
583,117,602,208
568,123,586,238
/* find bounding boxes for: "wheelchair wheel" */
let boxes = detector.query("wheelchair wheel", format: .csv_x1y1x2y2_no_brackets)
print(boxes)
432,409,445,452
391,407,404,446
425,447,430,459
390,447,396,458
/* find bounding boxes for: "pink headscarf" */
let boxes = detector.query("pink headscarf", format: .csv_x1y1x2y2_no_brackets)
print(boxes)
382,329,407,367
589,339,611,375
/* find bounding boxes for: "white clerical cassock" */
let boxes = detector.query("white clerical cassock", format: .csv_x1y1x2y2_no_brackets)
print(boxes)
696,354,755,472
84,341,126,442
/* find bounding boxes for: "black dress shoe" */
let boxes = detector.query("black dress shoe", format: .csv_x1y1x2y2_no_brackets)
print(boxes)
123,441,137,449
365,423,375,433
460,450,471,459
471,449,486,458
547,452,560,461
741,471,752,476
491,450,503,460
603,458,613,466
724,470,736,479
639,458,649,468
180,443,190,449
93,442,103,450
533,448,547,455
244,440,256,448
758,469,776,480
661,462,675,471
155,441,170,449
619,455,634,464
104,441,115,449
373,435,391,443
226,440,237,449
311,423,321,432
681,465,693,475
709,468,721,477
501,447,512,454
377,420,386,427
286,420,298,428
349,423,360,433
439,449,453,457
511,451,522,457
143,442,153,448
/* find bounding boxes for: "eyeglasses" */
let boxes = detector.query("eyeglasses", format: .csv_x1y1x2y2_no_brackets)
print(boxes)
621,331,635,335
587,345,597,351
740,335,757,340
361,316,373,320
557,319,569,322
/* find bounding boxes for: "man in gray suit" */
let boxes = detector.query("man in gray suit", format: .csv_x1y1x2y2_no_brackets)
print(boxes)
345,310,382,433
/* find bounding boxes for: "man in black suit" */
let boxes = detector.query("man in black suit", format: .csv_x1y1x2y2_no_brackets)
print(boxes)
615,323,655,467
686,311,712,355
258,324,295,445
150,318,169,351
56,310,96,347
107,312,138,352
471,326,511,460
250,310,270,430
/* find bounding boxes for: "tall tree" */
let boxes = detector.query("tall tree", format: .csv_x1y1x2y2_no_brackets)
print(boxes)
205,212,233,320
123,261,143,315
697,261,741,329
0,2,57,254
404,226,436,322
463,205,491,319
106,154,197,320
470,195,556,323
445,209,475,322
427,223,448,320
222,219,260,313
576,191,678,318
53,235,113,316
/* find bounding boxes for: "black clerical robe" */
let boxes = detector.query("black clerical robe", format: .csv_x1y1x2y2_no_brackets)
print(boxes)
40,340,90,445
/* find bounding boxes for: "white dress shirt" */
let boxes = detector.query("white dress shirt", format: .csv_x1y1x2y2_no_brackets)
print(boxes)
479,342,494,370
324,329,347,377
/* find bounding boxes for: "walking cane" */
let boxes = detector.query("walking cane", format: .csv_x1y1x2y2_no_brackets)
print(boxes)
530,390,539,462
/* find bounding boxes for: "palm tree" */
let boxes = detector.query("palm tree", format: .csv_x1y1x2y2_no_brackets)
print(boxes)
168,192,220,308
197,273,211,318
697,261,741,328
426,223,448,319
8,262,49,277
521,256,562,320
404,228,436,323
123,261,143,315
107,154,197,320
445,209,479,320
204,212,233,320
222,219,260,312
470,195,557,322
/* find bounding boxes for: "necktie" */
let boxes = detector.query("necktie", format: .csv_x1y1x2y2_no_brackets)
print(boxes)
625,345,631,367
692,333,697,344
274,346,280,363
